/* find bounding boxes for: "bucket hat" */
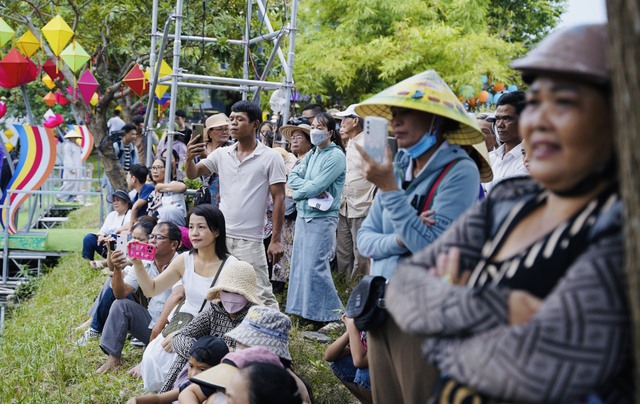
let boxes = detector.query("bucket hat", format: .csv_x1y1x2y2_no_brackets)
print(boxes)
355,70,484,146
106,190,132,205
190,346,283,390
511,24,609,86
225,306,292,360
207,260,261,305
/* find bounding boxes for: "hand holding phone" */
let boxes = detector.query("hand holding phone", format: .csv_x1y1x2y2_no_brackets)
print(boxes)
193,123,206,143
364,116,389,164
127,241,157,261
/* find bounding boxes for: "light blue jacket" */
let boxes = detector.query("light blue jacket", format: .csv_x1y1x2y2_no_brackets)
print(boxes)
357,143,480,279
288,143,346,218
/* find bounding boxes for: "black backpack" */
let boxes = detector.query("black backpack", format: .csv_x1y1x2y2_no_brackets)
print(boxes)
346,275,388,331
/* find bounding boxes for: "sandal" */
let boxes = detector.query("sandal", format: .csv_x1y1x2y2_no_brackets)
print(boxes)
90,260,105,269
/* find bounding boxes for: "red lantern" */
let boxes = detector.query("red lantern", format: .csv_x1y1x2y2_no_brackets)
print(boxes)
0,102,6,119
123,64,148,97
43,59,64,81
55,91,70,105
0,48,39,89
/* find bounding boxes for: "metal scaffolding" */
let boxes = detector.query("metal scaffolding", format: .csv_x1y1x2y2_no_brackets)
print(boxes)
142,0,299,174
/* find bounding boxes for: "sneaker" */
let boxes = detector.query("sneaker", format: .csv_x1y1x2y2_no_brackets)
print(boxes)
76,328,101,346
130,338,145,347
317,321,345,335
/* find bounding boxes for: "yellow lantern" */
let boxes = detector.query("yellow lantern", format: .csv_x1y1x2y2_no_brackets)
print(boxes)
16,30,40,58
41,15,74,56
42,74,56,89
4,129,13,139
90,92,99,106
144,60,172,99
5,142,13,152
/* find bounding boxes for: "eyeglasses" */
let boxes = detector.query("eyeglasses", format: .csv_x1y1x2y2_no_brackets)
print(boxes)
151,165,164,171
149,234,169,241
291,135,306,141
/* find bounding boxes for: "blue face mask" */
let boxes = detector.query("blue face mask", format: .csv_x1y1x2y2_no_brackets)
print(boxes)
400,132,437,159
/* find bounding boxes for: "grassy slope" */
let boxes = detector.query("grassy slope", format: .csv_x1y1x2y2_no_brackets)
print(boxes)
0,201,353,403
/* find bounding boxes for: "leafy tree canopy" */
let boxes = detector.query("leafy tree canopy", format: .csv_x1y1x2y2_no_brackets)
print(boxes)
294,0,566,105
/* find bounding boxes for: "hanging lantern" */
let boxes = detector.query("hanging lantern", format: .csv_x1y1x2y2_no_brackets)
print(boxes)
77,70,98,105
0,18,15,48
42,74,56,90
0,48,39,89
43,92,56,107
123,64,148,97
90,92,99,106
43,59,64,81
54,91,69,105
144,60,172,99
41,15,74,56
16,30,40,58
59,41,90,73
0,101,6,119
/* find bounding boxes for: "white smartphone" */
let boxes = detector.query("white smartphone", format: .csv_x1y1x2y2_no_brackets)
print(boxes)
116,234,128,255
364,116,389,164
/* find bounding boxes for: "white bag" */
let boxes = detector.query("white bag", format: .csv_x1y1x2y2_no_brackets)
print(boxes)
141,334,177,392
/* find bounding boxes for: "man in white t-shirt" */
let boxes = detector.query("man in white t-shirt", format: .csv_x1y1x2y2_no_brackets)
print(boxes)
107,109,126,135
185,101,286,309
483,91,529,194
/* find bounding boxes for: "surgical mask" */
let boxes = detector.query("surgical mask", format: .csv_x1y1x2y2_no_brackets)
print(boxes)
310,128,329,146
220,291,248,314
399,115,440,159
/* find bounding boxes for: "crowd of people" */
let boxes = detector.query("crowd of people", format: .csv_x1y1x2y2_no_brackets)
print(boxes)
74,23,630,403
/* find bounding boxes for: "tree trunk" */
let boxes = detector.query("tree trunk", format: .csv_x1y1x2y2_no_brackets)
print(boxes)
606,1,640,401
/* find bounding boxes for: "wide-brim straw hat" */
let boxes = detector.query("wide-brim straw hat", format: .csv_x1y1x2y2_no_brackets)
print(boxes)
225,306,292,360
205,113,230,130
206,260,261,305
355,70,484,146
280,123,311,142
64,130,82,139
464,141,493,183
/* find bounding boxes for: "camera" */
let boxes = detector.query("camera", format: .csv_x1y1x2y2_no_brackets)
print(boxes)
289,115,309,126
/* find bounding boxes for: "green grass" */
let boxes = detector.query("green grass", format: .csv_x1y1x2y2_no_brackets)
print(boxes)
0,204,357,403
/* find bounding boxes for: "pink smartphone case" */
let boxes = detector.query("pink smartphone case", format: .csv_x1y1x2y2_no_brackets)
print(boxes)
127,242,156,260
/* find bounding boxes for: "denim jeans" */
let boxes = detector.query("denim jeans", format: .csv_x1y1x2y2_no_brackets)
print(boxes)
90,284,133,333
82,233,107,260
330,355,371,390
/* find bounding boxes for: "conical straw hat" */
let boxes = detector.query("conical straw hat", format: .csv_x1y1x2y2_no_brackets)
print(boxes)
355,70,484,146
463,141,493,183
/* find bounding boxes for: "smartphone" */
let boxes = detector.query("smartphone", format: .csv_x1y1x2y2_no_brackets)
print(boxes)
115,234,128,254
364,116,389,164
108,238,116,251
193,123,206,143
127,241,157,260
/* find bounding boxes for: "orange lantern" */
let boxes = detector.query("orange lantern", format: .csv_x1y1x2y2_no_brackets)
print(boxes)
493,82,505,92
43,91,56,107
467,97,477,107
478,90,490,103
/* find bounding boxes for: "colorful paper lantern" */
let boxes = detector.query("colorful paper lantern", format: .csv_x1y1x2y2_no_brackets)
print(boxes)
0,18,15,48
145,60,172,99
41,15,74,56
123,64,148,97
493,82,505,92
16,30,40,58
59,41,90,73
477,90,490,103
44,113,64,128
90,92,99,106
77,69,98,105
42,74,56,90
0,102,6,119
43,91,56,107
507,84,518,92
43,59,64,81
0,48,39,89
54,91,69,105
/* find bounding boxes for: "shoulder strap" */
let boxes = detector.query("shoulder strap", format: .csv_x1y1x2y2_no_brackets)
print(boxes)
422,159,461,213
198,256,229,313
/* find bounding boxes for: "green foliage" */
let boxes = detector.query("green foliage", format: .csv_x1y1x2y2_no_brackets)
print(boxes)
487,0,567,46
294,0,565,105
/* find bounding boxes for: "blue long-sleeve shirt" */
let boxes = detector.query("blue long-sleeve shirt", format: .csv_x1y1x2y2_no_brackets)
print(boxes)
357,143,479,279
288,143,346,218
